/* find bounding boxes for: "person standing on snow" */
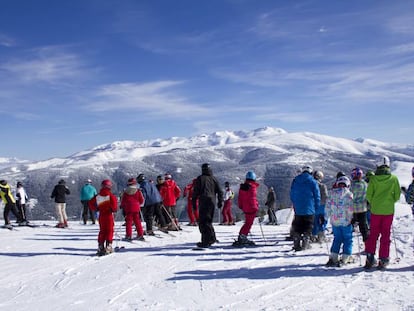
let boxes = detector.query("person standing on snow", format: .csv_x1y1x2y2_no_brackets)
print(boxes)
290,165,320,251
221,181,235,225
15,181,29,224
401,166,414,216
265,186,277,225
311,171,328,242
325,176,354,267
0,180,22,227
364,155,401,270
120,178,145,241
159,173,181,230
137,173,169,235
183,179,199,226
192,163,223,248
80,179,97,225
88,179,118,256
233,171,259,246
51,179,70,228
350,167,369,242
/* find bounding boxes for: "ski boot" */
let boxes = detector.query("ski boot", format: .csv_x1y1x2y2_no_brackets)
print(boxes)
364,253,377,269
377,257,389,270
341,254,355,265
96,243,106,256
293,234,302,251
105,242,113,255
137,235,145,241
326,253,340,267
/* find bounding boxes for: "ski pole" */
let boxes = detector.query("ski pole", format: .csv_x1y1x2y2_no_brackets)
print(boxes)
258,216,268,245
356,231,362,266
161,204,180,231
392,225,400,263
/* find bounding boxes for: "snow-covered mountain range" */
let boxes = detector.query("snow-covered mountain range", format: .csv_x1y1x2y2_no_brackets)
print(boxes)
1,126,413,220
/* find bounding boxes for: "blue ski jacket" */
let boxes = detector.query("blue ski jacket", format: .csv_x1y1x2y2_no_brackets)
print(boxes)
139,180,163,206
290,172,321,216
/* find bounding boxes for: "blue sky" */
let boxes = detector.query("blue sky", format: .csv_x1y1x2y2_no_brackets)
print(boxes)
1,0,413,161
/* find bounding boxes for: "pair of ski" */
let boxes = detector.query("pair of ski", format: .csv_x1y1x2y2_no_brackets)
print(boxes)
192,241,278,251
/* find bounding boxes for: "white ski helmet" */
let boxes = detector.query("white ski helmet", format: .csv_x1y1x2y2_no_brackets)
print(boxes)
337,176,351,188
376,155,390,168
302,165,313,174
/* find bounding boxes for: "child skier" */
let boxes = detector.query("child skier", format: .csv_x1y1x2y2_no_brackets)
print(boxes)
233,171,259,246
89,179,118,256
120,178,145,241
325,176,354,267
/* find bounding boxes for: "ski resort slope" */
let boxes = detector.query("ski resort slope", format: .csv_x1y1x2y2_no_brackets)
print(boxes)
0,205,413,311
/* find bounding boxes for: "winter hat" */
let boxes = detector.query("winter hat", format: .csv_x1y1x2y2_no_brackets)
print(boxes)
17,181,23,187
58,179,66,185
224,181,230,187
0,180,7,186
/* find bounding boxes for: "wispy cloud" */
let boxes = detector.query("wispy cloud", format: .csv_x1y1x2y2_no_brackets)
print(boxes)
0,46,88,84
86,81,210,117
0,33,16,47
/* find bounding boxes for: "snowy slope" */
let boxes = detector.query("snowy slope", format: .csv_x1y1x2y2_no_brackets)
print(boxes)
0,203,413,311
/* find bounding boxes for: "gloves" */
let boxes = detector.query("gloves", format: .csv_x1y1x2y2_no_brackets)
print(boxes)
217,201,223,209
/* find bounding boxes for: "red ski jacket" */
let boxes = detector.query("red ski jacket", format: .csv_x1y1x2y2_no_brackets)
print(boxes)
120,186,144,214
237,180,259,214
159,179,181,207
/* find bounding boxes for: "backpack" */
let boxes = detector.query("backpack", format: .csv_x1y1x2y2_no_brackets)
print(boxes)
406,183,414,204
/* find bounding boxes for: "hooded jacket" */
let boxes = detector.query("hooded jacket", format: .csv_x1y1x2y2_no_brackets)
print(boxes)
120,185,144,213
366,167,401,215
237,179,259,214
325,187,354,227
290,172,321,215
159,179,181,207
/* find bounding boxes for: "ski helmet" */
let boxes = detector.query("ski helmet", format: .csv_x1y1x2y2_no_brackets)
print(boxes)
224,181,230,187
127,178,137,185
351,167,364,180
302,165,313,174
246,171,256,181
336,171,346,179
58,179,66,185
86,179,92,184
137,174,145,183
313,170,324,181
164,173,172,180
101,179,112,188
376,155,390,168
337,176,351,188
17,181,23,187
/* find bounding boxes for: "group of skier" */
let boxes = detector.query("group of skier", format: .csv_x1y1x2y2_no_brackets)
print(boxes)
2,155,412,266
290,155,406,270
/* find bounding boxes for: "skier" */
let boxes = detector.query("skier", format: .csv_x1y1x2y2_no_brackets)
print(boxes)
88,179,118,256
183,179,199,226
120,178,145,241
233,171,259,246
401,166,414,216
325,176,354,267
159,173,181,230
0,180,22,227
290,165,320,251
51,179,70,228
265,186,277,225
137,173,169,235
221,181,235,225
192,163,223,248
364,170,375,225
350,167,369,242
312,170,328,242
80,179,97,225
364,155,401,269
15,181,29,225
